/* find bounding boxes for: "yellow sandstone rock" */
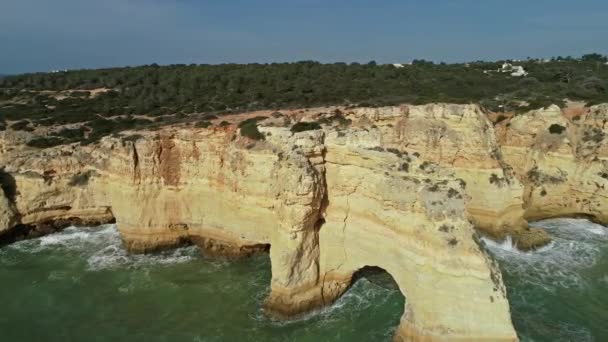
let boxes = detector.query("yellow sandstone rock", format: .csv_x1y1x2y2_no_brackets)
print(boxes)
3,103,608,341
499,104,608,227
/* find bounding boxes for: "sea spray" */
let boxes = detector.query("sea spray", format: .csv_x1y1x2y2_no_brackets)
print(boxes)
484,218,608,342
6,224,200,270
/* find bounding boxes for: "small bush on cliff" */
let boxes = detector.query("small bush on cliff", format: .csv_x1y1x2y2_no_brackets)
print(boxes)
26,136,64,148
68,170,95,187
53,127,86,140
238,117,267,140
195,121,212,128
201,113,218,120
291,121,322,133
10,120,33,131
548,123,566,135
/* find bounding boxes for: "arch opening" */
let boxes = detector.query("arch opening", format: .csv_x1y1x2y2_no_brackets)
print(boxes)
342,266,406,339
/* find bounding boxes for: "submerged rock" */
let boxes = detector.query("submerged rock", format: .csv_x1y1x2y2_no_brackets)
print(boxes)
512,227,552,251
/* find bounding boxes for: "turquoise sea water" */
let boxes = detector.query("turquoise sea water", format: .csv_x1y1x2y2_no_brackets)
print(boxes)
483,218,608,342
0,218,606,342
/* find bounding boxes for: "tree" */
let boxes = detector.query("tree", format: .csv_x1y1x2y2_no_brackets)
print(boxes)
582,53,607,62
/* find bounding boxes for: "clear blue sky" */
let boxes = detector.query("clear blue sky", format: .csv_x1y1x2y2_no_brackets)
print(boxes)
1,0,607,74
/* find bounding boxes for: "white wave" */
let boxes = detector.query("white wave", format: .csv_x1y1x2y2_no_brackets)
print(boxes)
481,235,520,253
6,224,198,271
483,218,608,291
260,277,399,327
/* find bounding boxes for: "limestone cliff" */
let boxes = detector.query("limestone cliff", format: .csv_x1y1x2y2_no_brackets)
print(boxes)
497,104,608,226
3,103,608,341
348,104,529,243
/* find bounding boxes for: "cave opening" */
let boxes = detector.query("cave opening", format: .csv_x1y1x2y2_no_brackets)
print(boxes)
351,266,401,291
345,265,406,338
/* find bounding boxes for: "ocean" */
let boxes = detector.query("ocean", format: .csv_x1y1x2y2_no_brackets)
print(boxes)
0,218,606,341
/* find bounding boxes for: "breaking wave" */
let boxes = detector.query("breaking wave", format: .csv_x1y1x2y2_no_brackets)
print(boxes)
483,218,608,342
482,218,608,291
5,224,199,271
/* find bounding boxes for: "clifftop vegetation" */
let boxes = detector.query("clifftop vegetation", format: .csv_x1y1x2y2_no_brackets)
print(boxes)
1,54,607,147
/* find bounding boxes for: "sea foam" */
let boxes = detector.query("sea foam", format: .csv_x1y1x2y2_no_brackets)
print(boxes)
482,218,608,291
7,224,199,271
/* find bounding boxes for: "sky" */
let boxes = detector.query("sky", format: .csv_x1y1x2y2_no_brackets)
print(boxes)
1,0,607,74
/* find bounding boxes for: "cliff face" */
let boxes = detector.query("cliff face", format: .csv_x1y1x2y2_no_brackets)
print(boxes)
349,104,529,241
497,104,608,224
3,103,608,341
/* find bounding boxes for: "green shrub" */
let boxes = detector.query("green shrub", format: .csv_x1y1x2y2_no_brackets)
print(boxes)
219,120,230,127
238,116,267,128
10,120,31,131
238,117,266,140
240,123,264,140
26,137,64,148
201,113,218,120
291,121,322,133
54,127,86,140
195,121,212,128
548,124,566,134
68,170,95,186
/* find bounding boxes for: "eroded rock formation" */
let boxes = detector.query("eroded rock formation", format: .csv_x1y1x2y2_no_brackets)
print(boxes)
2,103,608,341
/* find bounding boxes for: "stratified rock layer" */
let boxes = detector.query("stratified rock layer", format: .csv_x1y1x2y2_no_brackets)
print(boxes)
498,104,608,225
348,104,533,248
4,103,608,341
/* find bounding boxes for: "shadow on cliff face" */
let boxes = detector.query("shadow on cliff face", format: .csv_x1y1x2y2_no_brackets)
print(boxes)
0,168,17,203
351,266,401,291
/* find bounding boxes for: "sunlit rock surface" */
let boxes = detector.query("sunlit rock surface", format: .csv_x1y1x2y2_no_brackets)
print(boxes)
3,103,608,340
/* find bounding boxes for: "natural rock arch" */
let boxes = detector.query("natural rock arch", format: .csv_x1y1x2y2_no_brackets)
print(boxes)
262,140,519,341
0,110,533,341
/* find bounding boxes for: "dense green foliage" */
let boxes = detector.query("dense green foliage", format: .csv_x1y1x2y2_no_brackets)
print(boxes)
238,116,266,140
291,121,322,133
195,121,212,128
1,54,607,148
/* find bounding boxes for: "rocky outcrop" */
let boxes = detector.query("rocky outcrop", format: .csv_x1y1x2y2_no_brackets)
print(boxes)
3,103,608,341
497,104,608,226
346,104,540,249
0,112,520,341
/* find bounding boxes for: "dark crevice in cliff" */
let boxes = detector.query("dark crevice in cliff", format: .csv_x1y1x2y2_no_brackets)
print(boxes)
0,168,17,203
316,145,330,304
131,143,141,182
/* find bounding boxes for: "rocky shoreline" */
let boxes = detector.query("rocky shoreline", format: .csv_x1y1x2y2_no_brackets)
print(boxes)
2,103,608,341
